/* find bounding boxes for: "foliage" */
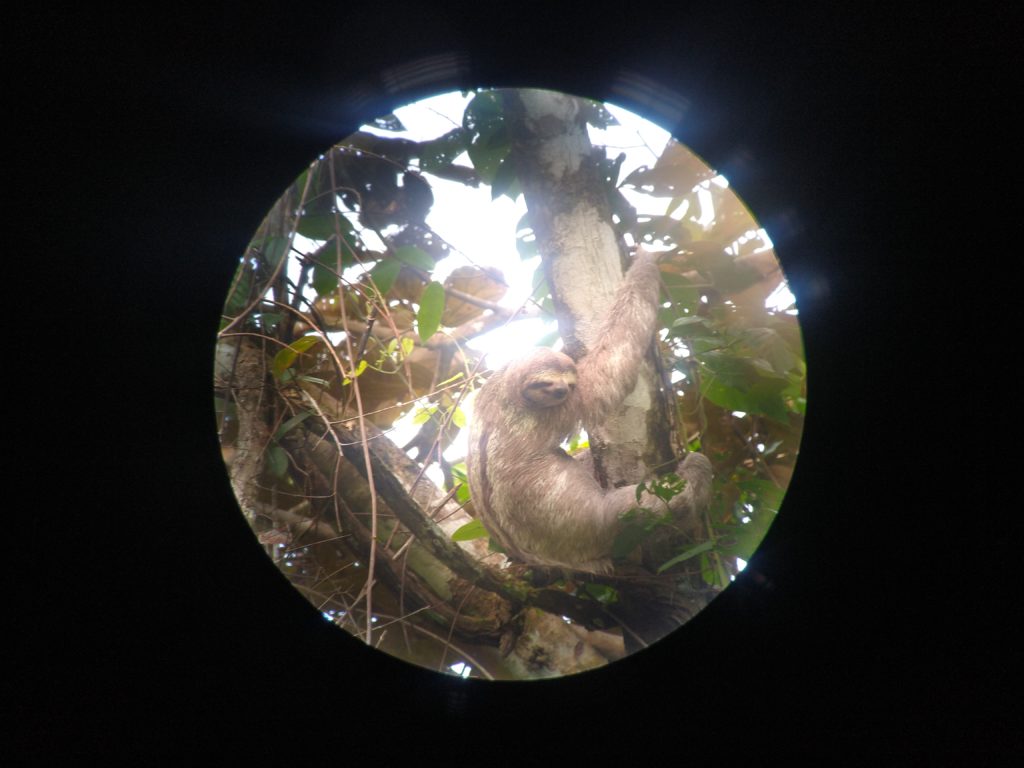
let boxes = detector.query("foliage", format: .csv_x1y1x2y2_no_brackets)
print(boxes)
611,507,672,560
451,518,489,542
214,88,806,674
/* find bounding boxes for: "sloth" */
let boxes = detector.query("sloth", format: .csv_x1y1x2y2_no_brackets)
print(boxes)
467,250,713,573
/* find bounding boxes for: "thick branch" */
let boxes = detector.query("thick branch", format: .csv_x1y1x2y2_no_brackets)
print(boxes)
226,342,272,519
291,436,510,639
268,366,615,628
331,420,613,627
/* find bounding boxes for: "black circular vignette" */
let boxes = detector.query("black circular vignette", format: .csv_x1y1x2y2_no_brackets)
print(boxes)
15,3,1018,759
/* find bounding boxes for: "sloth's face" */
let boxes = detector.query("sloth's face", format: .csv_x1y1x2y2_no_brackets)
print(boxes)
510,348,579,408
521,364,578,408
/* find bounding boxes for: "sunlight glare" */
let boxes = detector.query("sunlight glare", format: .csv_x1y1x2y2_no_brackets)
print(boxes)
765,281,797,313
465,316,559,369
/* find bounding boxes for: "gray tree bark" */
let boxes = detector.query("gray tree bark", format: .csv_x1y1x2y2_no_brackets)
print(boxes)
505,89,674,486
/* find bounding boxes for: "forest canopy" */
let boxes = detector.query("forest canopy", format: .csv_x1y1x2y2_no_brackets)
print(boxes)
214,89,805,680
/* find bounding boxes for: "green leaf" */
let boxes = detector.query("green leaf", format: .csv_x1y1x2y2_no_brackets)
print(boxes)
393,245,435,272
712,475,782,561
274,410,313,440
530,265,550,302
417,281,445,341
297,213,341,240
463,90,504,135
657,540,716,573
703,375,790,423
255,312,284,331
312,260,340,296
451,519,490,542
651,473,687,503
737,328,801,375
419,127,469,173
490,153,519,200
487,538,506,554
467,139,511,184
369,259,402,296
451,407,466,429
739,506,777,546
716,509,775,562
308,229,359,296
670,315,717,337
669,290,704,316
611,513,662,559
265,445,289,479
611,527,646,560
412,406,436,425
694,550,730,588
464,92,511,185
737,477,785,514
261,236,290,271
581,582,619,604
272,336,321,378
341,359,367,385
697,351,791,421
449,461,468,484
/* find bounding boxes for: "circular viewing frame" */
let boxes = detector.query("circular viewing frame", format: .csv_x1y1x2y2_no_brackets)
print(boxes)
214,87,805,680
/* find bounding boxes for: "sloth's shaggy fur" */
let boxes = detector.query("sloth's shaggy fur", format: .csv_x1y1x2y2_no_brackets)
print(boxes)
467,251,712,573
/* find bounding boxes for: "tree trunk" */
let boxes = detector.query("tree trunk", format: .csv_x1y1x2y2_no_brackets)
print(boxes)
505,89,674,485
